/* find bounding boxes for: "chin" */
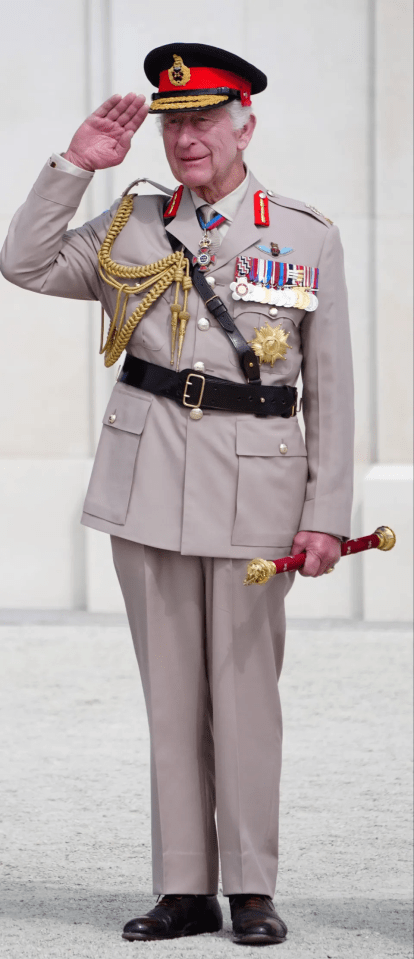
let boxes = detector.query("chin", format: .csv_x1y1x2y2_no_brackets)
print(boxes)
175,163,212,189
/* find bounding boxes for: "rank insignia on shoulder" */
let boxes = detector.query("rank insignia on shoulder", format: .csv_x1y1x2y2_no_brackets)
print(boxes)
305,203,333,225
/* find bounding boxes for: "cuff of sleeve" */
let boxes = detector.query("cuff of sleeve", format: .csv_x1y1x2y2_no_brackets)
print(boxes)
298,497,352,542
49,153,94,179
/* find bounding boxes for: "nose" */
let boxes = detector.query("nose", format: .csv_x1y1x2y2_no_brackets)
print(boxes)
176,120,198,147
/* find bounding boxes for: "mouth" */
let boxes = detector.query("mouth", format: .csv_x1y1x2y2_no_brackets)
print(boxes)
179,155,209,163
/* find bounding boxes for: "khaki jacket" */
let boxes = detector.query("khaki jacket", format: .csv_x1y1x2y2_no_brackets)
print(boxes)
0,162,354,558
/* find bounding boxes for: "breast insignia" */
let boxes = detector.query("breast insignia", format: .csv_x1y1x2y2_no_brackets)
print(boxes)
305,204,334,225
249,322,292,367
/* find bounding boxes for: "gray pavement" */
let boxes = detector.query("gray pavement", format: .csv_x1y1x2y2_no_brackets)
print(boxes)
0,616,412,958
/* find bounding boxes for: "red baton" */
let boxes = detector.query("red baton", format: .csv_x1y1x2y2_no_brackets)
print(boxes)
244,526,396,585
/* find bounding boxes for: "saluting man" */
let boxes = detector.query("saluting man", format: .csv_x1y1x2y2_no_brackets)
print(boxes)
1,43,354,946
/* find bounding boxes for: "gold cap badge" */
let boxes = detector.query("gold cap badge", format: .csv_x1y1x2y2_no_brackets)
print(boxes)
168,54,191,87
249,322,292,367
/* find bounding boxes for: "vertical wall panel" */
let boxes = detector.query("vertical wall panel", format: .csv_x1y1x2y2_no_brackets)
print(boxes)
0,0,90,459
375,0,413,462
0,0,411,612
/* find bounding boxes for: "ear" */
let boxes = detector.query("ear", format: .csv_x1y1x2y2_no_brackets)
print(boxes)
236,113,257,152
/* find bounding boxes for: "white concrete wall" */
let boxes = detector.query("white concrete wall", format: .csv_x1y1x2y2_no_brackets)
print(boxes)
0,0,412,618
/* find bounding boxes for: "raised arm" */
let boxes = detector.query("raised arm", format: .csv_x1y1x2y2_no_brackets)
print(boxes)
0,94,149,299
63,93,149,170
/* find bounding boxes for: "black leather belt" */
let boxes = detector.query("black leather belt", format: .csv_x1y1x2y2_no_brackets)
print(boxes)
119,354,298,418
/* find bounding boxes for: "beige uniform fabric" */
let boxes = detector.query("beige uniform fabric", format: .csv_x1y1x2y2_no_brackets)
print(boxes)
0,160,354,897
0,161,354,558
111,536,295,896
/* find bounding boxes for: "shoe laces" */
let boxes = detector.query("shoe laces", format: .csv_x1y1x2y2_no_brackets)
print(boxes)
232,894,272,910
156,895,184,908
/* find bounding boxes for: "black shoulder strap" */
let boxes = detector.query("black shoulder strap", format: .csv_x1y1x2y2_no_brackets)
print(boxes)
163,199,261,384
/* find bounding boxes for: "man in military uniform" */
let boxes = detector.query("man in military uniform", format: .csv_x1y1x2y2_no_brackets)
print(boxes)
1,43,354,946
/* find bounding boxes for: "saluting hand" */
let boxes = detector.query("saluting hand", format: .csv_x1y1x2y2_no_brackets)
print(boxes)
63,93,150,172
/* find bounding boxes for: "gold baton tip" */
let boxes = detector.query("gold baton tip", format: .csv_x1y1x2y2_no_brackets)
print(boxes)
244,558,277,586
375,526,396,551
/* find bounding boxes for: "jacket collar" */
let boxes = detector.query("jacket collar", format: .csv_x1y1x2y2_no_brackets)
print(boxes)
165,171,272,272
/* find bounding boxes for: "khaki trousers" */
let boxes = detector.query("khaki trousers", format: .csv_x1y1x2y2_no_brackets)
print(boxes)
111,537,295,897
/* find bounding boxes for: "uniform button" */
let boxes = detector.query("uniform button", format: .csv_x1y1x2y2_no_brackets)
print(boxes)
267,189,275,196
206,275,215,288
259,191,266,199
197,317,210,331
279,443,288,454
193,361,205,373
190,408,203,420
269,307,278,317
108,414,117,424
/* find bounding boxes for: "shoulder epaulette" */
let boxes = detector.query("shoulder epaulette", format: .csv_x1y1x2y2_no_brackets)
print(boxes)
266,190,333,226
121,177,174,198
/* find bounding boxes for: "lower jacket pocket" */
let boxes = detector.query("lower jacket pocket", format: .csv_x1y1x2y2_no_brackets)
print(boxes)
83,386,152,525
231,417,308,546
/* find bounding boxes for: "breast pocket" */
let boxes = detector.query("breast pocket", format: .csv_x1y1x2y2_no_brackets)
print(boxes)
83,385,153,525
228,303,304,372
231,417,308,547
129,292,171,353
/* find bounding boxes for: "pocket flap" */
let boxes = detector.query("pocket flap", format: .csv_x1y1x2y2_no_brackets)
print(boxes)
233,304,304,328
236,417,306,457
103,384,152,435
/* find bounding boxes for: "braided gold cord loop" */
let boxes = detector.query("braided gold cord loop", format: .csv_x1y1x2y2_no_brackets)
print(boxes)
176,257,192,369
97,192,192,367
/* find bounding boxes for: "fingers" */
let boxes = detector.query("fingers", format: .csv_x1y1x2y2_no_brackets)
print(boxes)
291,531,341,577
299,548,324,577
124,101,150,132
118,129,135,152
106,92,146,124
94,94,123,118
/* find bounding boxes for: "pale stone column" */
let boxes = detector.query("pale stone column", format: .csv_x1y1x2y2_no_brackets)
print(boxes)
375,0,413,464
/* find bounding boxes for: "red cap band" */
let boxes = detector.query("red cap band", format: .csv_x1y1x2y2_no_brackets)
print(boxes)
158,66,252,105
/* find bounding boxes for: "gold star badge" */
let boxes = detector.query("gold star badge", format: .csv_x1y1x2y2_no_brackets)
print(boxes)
249,322,292,367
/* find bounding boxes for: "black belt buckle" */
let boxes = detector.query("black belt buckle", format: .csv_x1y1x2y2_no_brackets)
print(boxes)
183,372,206,408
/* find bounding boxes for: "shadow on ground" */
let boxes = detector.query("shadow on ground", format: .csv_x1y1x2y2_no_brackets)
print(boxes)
1,881,412,945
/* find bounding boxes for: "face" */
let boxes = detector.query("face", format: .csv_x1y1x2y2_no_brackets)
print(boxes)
162,106,255,192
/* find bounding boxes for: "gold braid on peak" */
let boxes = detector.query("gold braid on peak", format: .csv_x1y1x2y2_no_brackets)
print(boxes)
149,94,228,112
97,192,192,368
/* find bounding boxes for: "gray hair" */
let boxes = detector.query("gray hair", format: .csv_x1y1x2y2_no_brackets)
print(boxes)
156,100,253,133
225,100,253,130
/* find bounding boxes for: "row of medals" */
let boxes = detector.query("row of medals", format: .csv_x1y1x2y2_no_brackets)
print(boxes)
230,279,318,312
195,231,319,313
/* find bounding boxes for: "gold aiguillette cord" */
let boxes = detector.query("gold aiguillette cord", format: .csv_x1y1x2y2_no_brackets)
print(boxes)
97,194,192,368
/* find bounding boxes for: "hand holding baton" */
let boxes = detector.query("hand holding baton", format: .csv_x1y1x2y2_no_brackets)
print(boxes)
244,526,396,585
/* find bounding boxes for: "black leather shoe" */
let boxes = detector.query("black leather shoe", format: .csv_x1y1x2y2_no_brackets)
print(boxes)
229,894,287,945
122,894,223,941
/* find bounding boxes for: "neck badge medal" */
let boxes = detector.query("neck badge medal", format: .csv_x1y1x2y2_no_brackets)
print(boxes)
193,208,226,271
